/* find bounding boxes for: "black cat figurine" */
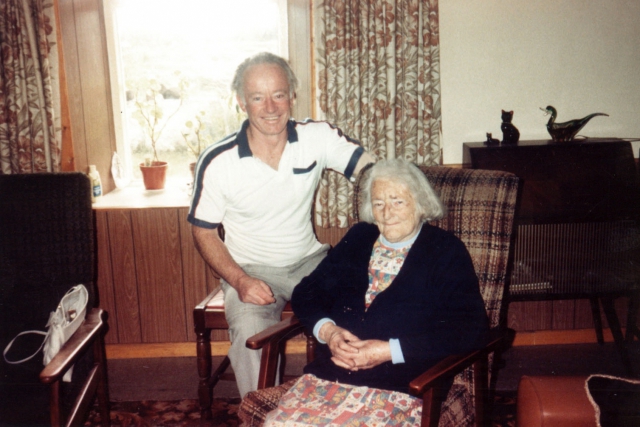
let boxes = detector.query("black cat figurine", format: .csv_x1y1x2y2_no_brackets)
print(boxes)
501,110,520,145
485,132,500,146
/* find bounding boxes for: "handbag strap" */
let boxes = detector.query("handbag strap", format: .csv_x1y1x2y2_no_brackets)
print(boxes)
3,285,86,366
3,330,49,364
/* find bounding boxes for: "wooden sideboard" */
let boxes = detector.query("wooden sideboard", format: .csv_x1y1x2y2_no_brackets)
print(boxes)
463,138,640,352
463,138,640,297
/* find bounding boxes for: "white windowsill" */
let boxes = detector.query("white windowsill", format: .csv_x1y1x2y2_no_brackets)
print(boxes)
92,178,193,210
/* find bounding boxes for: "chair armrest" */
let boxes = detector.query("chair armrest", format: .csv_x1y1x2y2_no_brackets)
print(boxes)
246,316,305,350
39,308,107,384
246,316,307,389
409,328,514,396
195,285,223,310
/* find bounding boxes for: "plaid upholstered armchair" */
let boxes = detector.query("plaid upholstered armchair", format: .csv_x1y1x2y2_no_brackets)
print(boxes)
237,165,520,427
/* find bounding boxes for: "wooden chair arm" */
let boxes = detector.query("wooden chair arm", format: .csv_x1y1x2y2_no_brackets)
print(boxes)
409,328,514,427
40,308,107,384
411,343,501,427
194,285,223,310
409,328,514,396
246,316,305,350
246,316,308,389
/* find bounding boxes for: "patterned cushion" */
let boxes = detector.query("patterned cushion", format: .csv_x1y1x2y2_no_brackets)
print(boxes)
261,374,422,427
239,379,298,427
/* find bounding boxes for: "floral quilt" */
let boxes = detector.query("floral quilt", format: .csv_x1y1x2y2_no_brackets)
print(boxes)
263,374,422,427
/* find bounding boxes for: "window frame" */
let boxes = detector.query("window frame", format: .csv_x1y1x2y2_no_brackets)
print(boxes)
101,0,313,185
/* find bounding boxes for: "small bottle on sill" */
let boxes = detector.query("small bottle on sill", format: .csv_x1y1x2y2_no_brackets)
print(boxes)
88,165,103,202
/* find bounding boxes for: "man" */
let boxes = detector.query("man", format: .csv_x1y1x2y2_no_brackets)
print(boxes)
188,52,374,397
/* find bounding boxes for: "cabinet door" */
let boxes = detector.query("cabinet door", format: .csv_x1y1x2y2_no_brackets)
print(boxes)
131,209,188,342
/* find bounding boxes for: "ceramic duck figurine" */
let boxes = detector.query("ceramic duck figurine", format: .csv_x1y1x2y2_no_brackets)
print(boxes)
542,105,608,142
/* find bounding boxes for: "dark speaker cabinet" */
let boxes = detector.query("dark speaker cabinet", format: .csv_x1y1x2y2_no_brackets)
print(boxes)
464,138,639,370
464,138,640,297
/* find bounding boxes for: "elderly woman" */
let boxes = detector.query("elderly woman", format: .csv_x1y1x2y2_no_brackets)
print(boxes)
291,159,489,392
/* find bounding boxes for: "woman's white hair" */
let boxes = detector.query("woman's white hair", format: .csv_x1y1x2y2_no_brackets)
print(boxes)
359,159,446,224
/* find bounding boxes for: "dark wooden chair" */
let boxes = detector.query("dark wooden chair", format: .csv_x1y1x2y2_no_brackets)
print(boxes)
193,223,308,419
0,172,109,427
238,166,520,427
193,287,300,419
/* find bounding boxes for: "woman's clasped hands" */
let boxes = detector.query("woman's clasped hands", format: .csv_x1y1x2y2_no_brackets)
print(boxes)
319,322,392,371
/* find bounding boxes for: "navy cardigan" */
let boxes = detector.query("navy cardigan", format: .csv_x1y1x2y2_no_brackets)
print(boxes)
291,222,489,392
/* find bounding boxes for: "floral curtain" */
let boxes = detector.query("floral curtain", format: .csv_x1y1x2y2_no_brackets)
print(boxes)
314,0,441,228
0,0,61,174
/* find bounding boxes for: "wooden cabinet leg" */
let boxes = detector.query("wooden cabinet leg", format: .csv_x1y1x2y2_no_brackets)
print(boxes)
626,291,640,342
601,296,633,376
589,296,605,345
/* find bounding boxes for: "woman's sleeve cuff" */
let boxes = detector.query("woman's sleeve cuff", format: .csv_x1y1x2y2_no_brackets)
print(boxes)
313,318,335,344
389,338,405,364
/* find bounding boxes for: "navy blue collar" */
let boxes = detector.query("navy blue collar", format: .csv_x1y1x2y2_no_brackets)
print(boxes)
237,119,298,158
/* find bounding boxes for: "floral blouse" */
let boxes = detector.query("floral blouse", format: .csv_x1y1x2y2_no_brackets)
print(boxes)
365,238,413,309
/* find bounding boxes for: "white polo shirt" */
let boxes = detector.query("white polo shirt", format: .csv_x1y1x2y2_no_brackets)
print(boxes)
188,119,364,267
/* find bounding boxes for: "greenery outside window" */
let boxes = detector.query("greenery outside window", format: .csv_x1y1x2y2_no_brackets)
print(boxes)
104,0,290,185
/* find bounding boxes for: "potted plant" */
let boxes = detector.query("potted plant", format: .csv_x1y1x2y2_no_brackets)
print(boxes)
131,77,186,190
181,110,211,177
181,96,245,178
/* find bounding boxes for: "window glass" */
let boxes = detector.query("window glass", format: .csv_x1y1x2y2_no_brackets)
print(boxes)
111,0,287,182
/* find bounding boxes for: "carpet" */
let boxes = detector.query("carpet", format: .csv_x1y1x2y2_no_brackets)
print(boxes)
84,398,241,426
84,392,516,426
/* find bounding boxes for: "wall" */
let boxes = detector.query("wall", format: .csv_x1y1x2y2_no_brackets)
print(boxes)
440,0,640,164
60,1,640,171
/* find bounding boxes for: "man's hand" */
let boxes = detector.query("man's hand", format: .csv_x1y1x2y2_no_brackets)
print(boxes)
319,323,360,369
192,225,275,306
234,275,276,305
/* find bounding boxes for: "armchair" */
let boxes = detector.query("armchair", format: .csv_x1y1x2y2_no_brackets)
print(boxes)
238,165,519,427
0,173,109,427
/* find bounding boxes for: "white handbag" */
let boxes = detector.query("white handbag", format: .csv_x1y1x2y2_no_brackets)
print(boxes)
3,284,88,382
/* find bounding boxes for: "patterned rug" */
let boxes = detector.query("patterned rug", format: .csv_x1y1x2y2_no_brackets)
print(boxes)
84,392,515,426
84,398,241,426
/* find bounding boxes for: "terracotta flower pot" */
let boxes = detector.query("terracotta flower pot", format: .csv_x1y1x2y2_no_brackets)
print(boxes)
140,161,168,190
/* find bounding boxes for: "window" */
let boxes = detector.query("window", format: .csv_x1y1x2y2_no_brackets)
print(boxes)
105,0,289,184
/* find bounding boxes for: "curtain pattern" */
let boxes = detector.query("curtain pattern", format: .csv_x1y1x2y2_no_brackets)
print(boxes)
314,0,441,228
0,0,61,174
